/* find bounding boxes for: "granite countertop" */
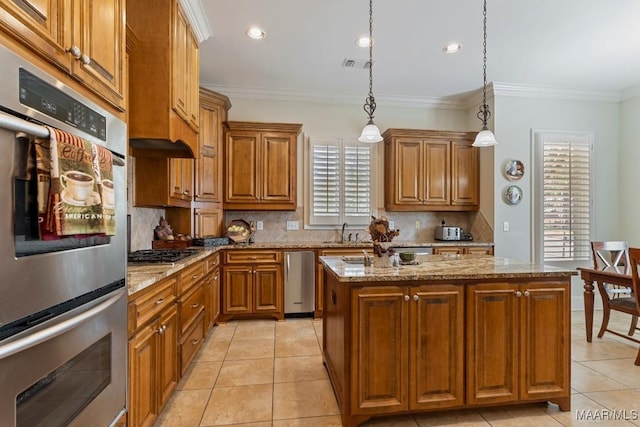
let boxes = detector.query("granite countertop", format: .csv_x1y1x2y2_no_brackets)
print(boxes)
126,241,496,296
319,254,577,283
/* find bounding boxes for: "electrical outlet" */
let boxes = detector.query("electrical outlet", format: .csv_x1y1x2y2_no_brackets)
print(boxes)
388,221,395,230
415,220,421,229
503,221,510,232
256,221,263,230
286,220,299,230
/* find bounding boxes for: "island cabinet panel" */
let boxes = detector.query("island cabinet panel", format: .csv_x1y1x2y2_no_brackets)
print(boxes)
349,284,465,416
466,282,570,407
222,266,253,315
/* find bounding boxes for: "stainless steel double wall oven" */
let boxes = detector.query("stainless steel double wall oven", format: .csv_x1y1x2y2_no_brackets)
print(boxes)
0,44,127,427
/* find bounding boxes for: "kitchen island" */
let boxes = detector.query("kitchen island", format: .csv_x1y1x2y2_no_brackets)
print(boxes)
320,254,577,427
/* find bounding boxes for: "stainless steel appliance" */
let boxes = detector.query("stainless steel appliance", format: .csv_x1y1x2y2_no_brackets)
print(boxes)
434,225,462,241
284,251,315,316
0,44,127,427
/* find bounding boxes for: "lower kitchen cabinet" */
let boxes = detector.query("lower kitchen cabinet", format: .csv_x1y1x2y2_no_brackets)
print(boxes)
204,253,221,330
466,281,570,407
350,284,464,414
221,250,283,321
128,289,178,427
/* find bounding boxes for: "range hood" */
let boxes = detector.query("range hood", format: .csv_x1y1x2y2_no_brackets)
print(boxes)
129,138,195,158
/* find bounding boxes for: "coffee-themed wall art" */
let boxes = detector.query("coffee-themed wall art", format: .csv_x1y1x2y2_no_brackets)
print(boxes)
503,185,523,205
503,159,524,181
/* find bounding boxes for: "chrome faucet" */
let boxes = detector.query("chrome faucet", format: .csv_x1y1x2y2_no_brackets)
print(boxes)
341,222,348,243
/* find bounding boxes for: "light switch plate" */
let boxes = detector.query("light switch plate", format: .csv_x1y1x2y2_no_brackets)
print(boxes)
257,221,264,230
415,220,421,229
503,221,510,232
286,220,299,230
388,221,395,230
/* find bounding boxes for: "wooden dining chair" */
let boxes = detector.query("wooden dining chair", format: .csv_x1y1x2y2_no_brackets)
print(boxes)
595,246,640,365
592,241,639,337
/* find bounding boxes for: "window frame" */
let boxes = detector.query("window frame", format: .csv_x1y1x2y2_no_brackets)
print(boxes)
532,129,594,263
304,136,377,228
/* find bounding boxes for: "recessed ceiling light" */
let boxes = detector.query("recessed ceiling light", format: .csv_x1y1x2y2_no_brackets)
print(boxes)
442,43,463,54
356,36,372,47
246,27,266,40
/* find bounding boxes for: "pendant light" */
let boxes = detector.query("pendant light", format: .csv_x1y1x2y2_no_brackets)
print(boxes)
473,0,498,147
358,0,383,143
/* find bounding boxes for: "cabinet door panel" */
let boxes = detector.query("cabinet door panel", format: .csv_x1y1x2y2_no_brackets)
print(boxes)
0,0,69,67
194,208,222,238
128,322,158,427
451,142,478,206
72,0,125,108
254,265,281,312
226,133,259,203
423,141,450,205
466,283,518,405
410,285,464,410
394,139,423,205
261,133,295,202
171,1,188,120
351,287,409,414
157,306,178,409
223,267,252,314
520,283,570,400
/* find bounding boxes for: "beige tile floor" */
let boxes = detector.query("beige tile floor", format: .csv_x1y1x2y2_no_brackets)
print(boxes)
156,310,640,427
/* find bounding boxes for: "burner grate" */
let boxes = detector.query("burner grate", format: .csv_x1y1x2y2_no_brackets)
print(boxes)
127,249,199,264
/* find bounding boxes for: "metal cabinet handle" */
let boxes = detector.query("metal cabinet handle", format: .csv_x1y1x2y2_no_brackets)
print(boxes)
191,338,200,345
516,291,522,297
191,303,199,308
184,189,190,195
192,274,198,279
413,294,419,301
404,295,410,301
68,45,81,58
214,275,218,281
80,54,91,65
155,298,166,305
250,256,257,260
524,290,530,297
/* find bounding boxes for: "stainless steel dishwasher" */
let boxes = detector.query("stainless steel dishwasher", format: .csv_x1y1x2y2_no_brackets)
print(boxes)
284,251,315,317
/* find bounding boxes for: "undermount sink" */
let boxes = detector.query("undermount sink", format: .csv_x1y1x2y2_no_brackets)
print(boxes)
341,256,365,264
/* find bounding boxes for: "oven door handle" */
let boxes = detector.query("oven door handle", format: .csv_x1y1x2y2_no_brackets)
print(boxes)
0,289,124,360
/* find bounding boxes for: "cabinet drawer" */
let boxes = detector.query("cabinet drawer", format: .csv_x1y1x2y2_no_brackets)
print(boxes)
128,277,178,335
206,252,221,271
179,313,205,376
179,283,205,335
179,260,206,294
224,250,281,264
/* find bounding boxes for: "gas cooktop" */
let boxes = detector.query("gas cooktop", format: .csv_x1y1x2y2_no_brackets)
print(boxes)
127,249,199,264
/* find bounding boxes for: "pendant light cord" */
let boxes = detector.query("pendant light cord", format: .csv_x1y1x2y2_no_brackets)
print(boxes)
363,0,376,120
477,0,491,130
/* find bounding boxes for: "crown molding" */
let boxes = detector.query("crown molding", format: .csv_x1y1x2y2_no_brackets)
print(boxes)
200,84,464,110
492,82,620,103
621,84,640,102
179,0,213,43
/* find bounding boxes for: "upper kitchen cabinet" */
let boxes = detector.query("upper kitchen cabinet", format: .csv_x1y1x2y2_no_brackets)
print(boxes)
0,0,126,112
197,88,230,204
383,129,479,212
127,0,199,157
134,157,193,208
224,121,302,211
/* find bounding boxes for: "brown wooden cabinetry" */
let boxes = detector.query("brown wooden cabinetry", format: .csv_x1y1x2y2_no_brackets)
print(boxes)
127,0,199,155
204,253,221,330
177,258,206,375
383,129,478,211
128,277,179,427
350,284,464,416
133,157,193,208
315,247,374,319
466,281,570,408
221,250,283,321
433,245,494,255
224,122,301,210
0,0,126,111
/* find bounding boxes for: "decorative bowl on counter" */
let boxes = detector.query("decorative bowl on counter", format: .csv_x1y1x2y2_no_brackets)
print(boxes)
227,219,252,243
399,251,416,262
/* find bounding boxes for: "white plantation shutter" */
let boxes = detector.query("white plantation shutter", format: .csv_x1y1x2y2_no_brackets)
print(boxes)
536,132,592,262
308,138,374,226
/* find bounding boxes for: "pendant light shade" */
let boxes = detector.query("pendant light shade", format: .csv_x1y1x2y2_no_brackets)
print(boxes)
358,0,382,143
472,0,498,148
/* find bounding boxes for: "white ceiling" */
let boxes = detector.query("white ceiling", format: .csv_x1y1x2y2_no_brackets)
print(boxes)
197,0,640,106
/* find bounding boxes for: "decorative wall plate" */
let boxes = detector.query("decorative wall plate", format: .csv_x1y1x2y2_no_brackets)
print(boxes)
503,185,523,205
504,159,525,181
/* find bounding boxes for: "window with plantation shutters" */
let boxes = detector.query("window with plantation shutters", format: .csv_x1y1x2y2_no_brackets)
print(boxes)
308,138,375,226
533,130,593,262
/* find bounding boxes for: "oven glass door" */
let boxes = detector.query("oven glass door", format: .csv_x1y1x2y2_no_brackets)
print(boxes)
0,289,126,427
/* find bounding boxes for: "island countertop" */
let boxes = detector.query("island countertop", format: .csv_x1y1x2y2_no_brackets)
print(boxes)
320,254,577,282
